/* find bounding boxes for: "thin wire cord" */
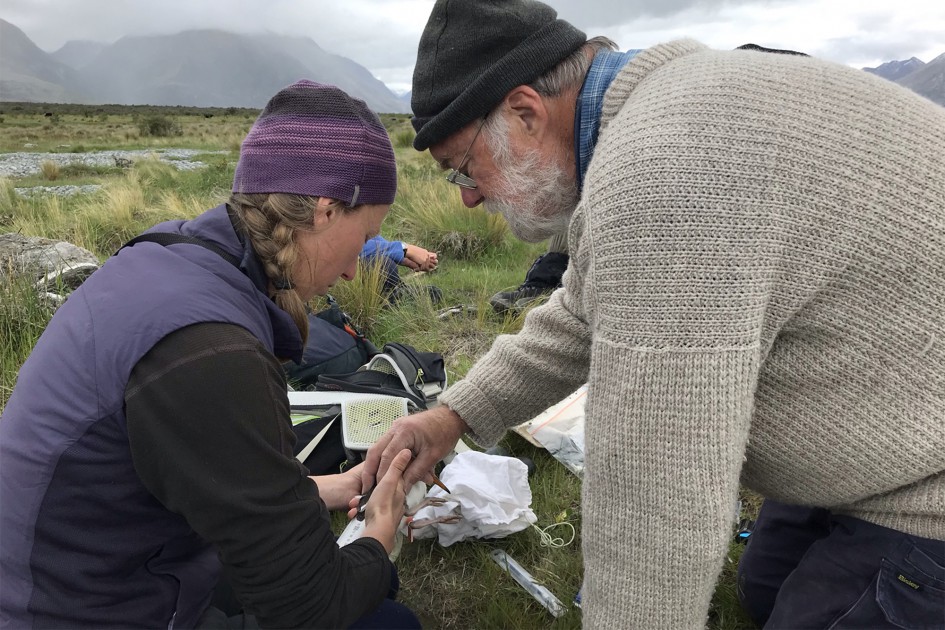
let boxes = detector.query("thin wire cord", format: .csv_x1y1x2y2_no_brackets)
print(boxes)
532,521,576,548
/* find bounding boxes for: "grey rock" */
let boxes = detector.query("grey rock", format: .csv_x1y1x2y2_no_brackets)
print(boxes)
0,233,99,296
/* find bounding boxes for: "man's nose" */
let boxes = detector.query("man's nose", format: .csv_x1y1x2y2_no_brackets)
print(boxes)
460,187,484,208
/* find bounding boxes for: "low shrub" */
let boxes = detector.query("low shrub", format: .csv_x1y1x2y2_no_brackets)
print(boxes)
138,115,183,137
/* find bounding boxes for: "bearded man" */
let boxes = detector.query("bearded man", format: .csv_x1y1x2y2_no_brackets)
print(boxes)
365,0,945,627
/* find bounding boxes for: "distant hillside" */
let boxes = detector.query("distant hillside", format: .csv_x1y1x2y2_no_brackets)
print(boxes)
0,19,410,113
863,57,925,81
78,30,316,108
0,19,81,102
50,40,108,70
895,53,945,107
6,16,941,111
249,34,409,114
863,53,945,107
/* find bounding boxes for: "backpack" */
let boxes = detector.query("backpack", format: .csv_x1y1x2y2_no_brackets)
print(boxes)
284,297,379,390
289,404,349,475
315,342,447,410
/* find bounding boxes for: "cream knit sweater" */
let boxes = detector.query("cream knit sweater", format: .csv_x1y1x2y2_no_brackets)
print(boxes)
438,40,945,628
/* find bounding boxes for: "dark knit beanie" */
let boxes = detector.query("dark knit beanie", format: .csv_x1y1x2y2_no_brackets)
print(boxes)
410,0,586,151
233,80,396,206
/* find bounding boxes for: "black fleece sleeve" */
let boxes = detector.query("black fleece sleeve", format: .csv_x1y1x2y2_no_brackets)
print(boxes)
126,322,391,629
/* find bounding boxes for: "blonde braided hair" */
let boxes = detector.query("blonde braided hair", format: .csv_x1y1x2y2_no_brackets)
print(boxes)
228,192,324,345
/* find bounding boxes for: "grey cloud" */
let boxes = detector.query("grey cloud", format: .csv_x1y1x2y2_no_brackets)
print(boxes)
3,0,943,86
815,36,943,66
551,0,794,30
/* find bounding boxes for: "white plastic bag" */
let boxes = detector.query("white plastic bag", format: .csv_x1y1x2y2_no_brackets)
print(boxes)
515,386,586,477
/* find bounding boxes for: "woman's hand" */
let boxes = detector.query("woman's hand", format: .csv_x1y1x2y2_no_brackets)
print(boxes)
309,464,365,511
346,449,412,553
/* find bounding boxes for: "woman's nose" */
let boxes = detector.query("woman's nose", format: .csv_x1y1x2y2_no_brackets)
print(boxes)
340,258,358,282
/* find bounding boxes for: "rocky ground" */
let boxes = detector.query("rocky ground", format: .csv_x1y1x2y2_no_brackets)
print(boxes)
14,184,103,198
0,148,225,179
2,148,227,198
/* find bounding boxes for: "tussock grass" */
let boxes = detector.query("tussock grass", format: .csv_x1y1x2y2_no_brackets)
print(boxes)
392,128,415,149
40,160,60,181
394,175,509,259
315,256,390,336
74,181,144,254
8,193,72,240
0,267,55,402
157,190,213,221
0,178,18,225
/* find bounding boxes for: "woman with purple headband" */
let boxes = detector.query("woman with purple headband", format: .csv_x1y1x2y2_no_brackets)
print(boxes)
0,80,421,629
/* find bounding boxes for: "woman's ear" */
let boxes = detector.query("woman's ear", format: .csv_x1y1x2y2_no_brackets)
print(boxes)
313,197,339,229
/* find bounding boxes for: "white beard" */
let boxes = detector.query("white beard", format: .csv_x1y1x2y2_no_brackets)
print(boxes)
483,119,579,243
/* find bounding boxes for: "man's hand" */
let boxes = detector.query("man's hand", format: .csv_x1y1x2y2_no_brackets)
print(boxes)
362,406,468,492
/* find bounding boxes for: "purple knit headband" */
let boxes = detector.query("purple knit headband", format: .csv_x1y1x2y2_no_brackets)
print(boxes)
233,80,397,206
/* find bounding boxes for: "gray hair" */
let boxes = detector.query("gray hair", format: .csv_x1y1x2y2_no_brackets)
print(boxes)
529,36,619,97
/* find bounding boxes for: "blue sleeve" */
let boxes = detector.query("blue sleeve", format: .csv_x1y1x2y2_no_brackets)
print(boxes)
361,236,405,264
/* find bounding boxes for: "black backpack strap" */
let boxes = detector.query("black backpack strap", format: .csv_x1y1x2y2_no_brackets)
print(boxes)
118,233,242,268
315,370,427,409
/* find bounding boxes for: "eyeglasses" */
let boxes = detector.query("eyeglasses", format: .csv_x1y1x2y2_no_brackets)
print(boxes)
445,116,487,190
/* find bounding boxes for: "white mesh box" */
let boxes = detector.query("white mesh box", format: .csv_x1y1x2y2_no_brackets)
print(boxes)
340,395,410,451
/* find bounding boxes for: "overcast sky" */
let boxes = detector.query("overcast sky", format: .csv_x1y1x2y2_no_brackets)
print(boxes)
5,0,944,94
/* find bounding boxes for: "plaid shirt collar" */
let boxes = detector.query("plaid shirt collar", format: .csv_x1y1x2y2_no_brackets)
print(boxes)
574,49,641,191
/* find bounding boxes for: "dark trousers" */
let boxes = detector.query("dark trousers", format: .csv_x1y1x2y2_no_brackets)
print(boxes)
737,499,945,629
198,563,420,629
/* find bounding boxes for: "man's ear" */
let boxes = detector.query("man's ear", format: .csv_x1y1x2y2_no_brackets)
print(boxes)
504,85,549,139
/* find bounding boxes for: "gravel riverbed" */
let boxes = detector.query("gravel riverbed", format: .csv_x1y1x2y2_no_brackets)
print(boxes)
14,185,104,198
0,148,227,179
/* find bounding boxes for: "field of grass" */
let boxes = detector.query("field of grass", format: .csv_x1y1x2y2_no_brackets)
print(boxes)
0,107,760,628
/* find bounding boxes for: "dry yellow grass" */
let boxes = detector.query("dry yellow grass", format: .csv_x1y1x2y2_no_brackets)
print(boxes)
40,160,60,181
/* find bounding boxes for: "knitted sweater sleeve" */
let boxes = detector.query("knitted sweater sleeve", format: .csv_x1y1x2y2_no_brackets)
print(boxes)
445,189,762,630
437,234,593,445
575,144,763,629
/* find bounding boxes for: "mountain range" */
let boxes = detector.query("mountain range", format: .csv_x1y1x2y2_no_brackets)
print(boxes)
0,19,410,113
864,55,945,106
1,18,943,111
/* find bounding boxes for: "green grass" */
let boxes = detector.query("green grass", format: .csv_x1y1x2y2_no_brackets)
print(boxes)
0,269,56,402
0,108,761,629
